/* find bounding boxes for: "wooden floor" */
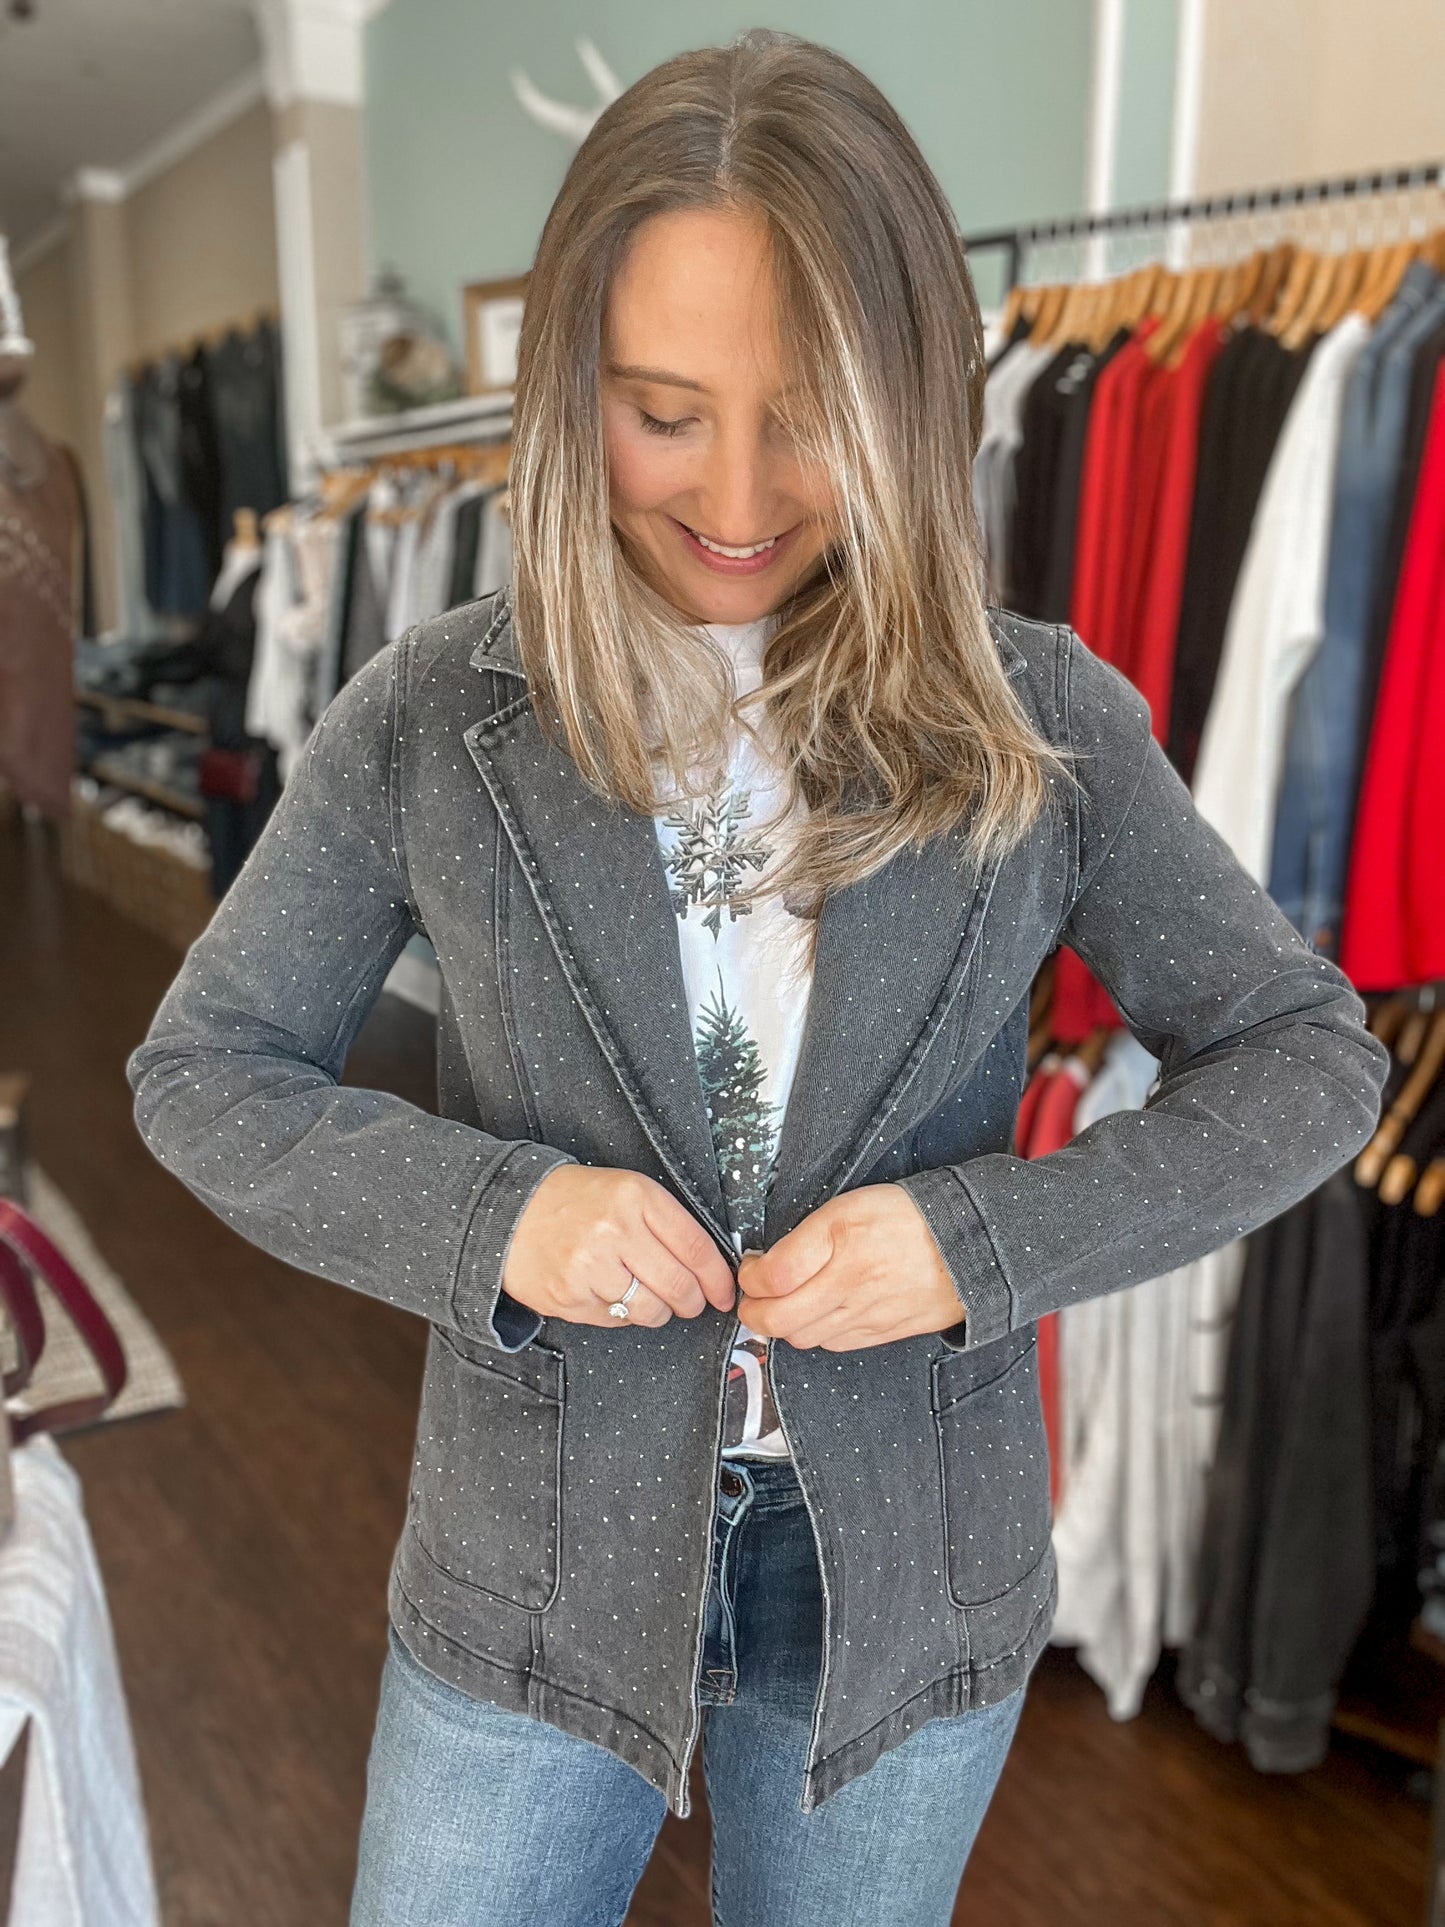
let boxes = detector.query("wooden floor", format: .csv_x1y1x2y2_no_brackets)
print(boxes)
1,812,1431,1926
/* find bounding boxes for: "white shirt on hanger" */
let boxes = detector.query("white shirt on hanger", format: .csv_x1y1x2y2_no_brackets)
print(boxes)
1191,313,1371,879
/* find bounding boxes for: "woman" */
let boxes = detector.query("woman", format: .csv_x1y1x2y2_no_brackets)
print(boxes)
127,29,1390,1926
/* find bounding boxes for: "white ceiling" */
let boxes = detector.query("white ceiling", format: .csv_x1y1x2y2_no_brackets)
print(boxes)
0,0,261,251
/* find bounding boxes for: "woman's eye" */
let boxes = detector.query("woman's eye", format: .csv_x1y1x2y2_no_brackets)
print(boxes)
639,410,690,438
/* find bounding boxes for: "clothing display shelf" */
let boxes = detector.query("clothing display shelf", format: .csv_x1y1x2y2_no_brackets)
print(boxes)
324,391,513,464
75,695,208,822
962,159,1445,294
81,759,205,825
74,670,212,824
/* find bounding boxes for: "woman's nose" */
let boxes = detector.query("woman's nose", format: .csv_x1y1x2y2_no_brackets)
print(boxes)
696,429,777,543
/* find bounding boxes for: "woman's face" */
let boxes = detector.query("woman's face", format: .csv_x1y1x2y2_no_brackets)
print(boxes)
601,204,840,626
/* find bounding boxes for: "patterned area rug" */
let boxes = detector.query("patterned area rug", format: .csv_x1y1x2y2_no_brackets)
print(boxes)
5,1164,185,1430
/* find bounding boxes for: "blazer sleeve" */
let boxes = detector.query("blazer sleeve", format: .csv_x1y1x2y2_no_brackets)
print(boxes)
124,632,578,1353
897,626,1392,1353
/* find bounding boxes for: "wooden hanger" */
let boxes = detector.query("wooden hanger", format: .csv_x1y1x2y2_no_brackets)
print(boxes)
1073,1024,1114,1076
1262,243,1319,339
1355,1008,1445,1187
997,278,1031,343
1135,266,1175,340
1162,261,1227,365
1316,243,1372,333
1114,262,1166,341
1396,1003,1434,1063
1028,280,1070,343
308,437,512,525
1353,233,1419,321
1209,250,1247,321
1103,272,1138,339
1032,279,1077,349
1367,992,1416,1052
1084,263,1151,350
1413,1154,1445,1217
127,306,280,384
1143,264,1199,366
1025,956,1057,1069
1217,246,1271,325
1244,242,1294,326
1379,1121,1445,1207
1278,246,1337,349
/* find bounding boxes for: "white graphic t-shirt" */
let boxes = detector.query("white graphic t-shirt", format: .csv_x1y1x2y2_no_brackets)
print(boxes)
651,613,813,1459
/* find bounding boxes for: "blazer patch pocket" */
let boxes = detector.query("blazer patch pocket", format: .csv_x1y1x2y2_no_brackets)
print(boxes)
931,1330,1051,1609
410,1327,565,1612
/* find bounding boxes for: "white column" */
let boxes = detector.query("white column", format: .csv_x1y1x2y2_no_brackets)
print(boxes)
1085,0,1126,282
250,0,383,485
1167,0,1209,269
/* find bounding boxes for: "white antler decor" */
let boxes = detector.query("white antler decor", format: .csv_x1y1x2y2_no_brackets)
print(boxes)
510,36,623,146
0,237,34,358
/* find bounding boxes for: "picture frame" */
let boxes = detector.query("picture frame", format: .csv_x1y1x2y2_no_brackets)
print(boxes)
463,274,530,397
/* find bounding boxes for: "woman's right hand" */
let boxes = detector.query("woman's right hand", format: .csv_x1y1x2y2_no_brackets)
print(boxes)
501,1164,739,1328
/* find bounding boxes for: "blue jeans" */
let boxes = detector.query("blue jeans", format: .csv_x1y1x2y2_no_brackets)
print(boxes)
1269,267,1445,951
351,1455,1025,1925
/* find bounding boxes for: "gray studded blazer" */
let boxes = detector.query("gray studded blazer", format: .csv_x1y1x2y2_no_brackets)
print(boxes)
126,584,1390,1818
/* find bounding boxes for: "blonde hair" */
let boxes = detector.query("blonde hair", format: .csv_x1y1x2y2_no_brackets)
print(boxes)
510,27,1076,969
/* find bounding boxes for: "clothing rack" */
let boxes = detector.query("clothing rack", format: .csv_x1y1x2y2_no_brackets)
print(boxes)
963,159,1445,294
279,434,512,534
126,306,280,383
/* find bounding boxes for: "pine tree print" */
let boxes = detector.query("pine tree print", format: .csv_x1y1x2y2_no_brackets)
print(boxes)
695,974,776,1249
659,782,770,937
657,753,793,1457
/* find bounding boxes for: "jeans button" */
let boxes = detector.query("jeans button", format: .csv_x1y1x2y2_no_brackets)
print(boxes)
719,1467,745,1497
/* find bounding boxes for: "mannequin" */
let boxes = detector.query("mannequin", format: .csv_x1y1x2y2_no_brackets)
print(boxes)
209,505,263,612
0,235,80,820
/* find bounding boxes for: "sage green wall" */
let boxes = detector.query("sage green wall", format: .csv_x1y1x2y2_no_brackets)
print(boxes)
1114,0,1179,206
363,3,1098,345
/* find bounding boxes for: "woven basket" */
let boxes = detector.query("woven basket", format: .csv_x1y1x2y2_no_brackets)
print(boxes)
59,794,215,950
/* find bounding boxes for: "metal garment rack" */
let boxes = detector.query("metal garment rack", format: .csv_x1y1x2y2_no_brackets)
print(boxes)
962,158,1445,293
969,159,1445,1927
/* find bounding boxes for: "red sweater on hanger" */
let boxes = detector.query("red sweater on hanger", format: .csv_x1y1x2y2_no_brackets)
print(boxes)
1060,321,1158,1039
1055,318,1223,1038
1115,318,1227,732
1070,315,1162,666
1405,488,1445,983
1015,1056,1092,1506
1340,360,1445,989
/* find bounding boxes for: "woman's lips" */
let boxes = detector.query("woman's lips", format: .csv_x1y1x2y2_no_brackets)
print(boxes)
672,516,801,576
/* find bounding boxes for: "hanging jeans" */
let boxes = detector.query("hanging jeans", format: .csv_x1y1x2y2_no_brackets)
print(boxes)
1268,267,1445,954
351,1453,1025,1926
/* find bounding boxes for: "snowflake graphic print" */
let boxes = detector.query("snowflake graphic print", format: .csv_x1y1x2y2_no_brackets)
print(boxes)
652,614,812,1460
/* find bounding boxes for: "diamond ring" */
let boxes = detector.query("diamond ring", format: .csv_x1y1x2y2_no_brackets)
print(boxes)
608,1275,642,1320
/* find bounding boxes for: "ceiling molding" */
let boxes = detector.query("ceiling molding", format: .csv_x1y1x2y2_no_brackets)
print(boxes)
11,216,70,277
64,167,127,205
39,64,267,239
122,65,267,199
252,0,370,110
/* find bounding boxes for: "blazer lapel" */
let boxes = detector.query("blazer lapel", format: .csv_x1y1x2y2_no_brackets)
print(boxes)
463,590,1029,1255
762,813,1009,1245
463,609,731,1252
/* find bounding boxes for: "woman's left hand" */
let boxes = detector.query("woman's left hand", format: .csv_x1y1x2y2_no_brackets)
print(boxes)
736,1184,966,1349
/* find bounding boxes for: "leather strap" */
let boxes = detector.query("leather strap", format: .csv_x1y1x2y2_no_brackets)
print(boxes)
0,1244,45,1396
0,1199,128,1437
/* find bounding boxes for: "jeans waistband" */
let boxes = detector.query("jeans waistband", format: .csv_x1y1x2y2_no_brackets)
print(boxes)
719,1454,806,1515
